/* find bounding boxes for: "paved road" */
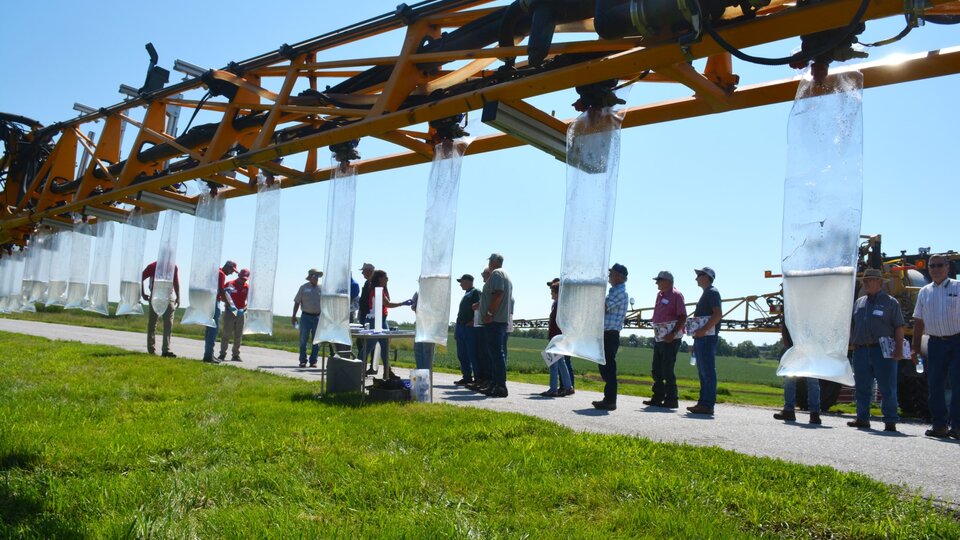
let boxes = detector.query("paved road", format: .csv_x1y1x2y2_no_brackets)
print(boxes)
2,318,957,505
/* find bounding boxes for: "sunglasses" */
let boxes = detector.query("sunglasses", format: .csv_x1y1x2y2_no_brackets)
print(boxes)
929,263,947,269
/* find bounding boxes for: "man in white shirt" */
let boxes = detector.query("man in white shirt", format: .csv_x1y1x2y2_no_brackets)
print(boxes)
911,254,960,439
292,268,323,368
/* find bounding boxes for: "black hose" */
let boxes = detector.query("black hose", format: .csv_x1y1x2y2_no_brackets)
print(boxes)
498,1,526,67
0,112,43,130
181,91,212,134
861,11,960,47
859,21,913,47
700,0,871,66
926,15,960,24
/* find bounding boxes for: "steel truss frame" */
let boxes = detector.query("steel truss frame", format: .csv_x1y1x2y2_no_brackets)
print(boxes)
2,0,959,244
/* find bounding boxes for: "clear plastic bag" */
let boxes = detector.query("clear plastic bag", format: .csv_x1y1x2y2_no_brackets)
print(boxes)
410,368,432,403
0,255,11,313
415,139,470,346
45,230,71,307
19,233,40,311
243,177,281,335
7,250,26,312
28,229,53,305
83,220,115,316
778,70,863,386
181,191,226,326
19,231,45,311
317,164,357,346
545,93,628,365
115,210,152,316
65,219,94,310
150,210,180,316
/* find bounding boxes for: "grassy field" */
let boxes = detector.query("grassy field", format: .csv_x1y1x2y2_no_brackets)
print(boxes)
2,305,875,412
1,303,302,351
1,304,780,379
2,333,956,539
1,305,787,407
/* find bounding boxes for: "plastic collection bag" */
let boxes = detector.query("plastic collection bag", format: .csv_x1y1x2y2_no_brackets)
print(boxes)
115,210,153,316
545,95,628,365
19,232,44,311
181,191,226,326
15,250,28,312
0,257,6,313
4,250,26,312
151,210,180,316
778,70,863,386
415,139,470,346
45,230,71,307
64,219,94,310
0,255,11,313
18,239,36,306
243,177,281,335
29,229,53,305
83,220,115,316
410,368,432,403
317,164,357,346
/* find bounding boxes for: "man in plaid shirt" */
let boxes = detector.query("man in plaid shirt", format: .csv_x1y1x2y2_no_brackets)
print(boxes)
593,263,629,411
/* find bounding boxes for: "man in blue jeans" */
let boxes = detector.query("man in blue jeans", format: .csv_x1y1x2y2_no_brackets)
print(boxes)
203,260,236,363
292,268,323,368
848,268,905,432
453,273,480,384
774,323,822,425
468,267,493,391
644,270,686,409
593,263,629,411
910,254,959,439
479,253,512,398
688,267,722,416
356,263,376,373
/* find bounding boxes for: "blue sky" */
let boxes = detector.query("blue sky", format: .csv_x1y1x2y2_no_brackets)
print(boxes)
1,1,957,345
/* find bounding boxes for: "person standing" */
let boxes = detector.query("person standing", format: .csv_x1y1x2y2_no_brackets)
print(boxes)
479,253,512,398
848,268,906,432
506,298,516,345
542,279,574,397
687,267,721,416
366,269,412,370
410,290,436,370
593,263,629,411
469,267,493,391
911,254,960,439
453,274,480,385
141,260,180,358
357,263,376,373
292,268,323,368
349,276,360,323
774,321,822,425
219,268,250,362
203,260,237,363
644,270,686,409
556,279,575,389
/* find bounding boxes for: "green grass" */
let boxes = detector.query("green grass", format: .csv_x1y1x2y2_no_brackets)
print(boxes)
1,333,957,539
3,303,303,352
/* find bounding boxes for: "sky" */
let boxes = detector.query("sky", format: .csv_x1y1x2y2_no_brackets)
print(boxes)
1,1,957,346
